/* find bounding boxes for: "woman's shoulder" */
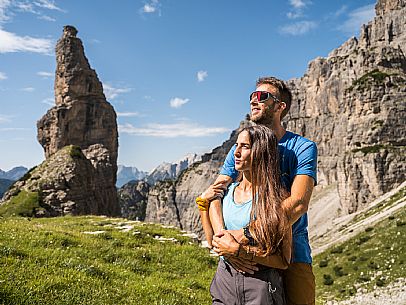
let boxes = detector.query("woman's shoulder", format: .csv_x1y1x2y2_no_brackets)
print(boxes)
223,182,239,200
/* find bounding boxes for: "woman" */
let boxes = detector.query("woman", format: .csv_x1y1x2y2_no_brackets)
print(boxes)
198,125,291,304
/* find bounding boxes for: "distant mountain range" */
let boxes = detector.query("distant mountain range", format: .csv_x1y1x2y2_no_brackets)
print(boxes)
117,153,202,188
1,154,202,192
116,166,148,187
0,167,28,181
145,153,202,185
0,167,28,198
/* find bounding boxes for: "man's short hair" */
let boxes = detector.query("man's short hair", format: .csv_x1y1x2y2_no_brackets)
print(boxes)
256,76,292,119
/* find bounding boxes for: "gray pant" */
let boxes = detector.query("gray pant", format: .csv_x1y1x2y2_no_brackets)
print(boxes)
210,259,286,305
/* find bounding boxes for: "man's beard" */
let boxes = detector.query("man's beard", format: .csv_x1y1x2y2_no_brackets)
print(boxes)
250,105,275,126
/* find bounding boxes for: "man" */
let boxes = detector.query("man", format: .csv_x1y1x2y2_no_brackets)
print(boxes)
199,76,317,305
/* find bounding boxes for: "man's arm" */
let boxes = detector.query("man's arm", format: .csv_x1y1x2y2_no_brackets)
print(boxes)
231,174,315,243
282,174,314,224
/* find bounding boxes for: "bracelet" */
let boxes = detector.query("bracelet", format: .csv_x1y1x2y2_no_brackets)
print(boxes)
195,197,210,211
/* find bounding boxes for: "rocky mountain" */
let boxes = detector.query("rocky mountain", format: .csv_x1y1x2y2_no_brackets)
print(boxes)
144,120,252,233
0,167,28,181
0,26,120,217
0,178,14,198
116,165,148,187
145,153,202,185
286,0,405,213
118,180,150,220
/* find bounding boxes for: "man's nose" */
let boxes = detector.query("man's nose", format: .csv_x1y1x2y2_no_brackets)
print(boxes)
250,98,258,105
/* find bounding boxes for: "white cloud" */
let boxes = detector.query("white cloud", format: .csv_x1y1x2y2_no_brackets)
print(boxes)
279,21,317,35
41,97,54,106
338,4,375,34
334,5,348,18
0,0,11,23
0,28,53,54
38,14,55,21
117,112,141,117
287,0,311,19
197,70,208,82
21,87,35,92
140,0,160,15
102,83,132,100
1,0,63,26
119,122,230,138
33,0,63,12
290,0,307,9
0,71,7,80
170,97,189,108
287,11,303,19
0,127,29,131
37,71,53,77
0,114,12,123
143,4,155,13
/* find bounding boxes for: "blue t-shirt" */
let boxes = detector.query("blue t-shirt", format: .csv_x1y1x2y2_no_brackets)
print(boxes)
222,182,252,231
219,131,317,263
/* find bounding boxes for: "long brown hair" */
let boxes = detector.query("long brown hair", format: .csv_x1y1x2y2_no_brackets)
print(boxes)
243,125,289,256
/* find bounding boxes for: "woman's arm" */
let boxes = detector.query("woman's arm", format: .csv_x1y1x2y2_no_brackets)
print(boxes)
199,209,214,248
213,229,292,270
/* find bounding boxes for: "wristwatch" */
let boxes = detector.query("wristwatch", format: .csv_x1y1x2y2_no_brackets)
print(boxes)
243,226,256,246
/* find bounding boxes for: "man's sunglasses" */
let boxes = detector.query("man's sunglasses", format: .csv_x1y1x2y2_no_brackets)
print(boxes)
250,91,281,103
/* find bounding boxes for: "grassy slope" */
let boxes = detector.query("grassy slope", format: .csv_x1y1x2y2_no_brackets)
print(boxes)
1,188,404,304
313,205,405,304
0,216,217,305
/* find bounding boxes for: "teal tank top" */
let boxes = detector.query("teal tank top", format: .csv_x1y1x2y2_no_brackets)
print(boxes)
222,182,252,230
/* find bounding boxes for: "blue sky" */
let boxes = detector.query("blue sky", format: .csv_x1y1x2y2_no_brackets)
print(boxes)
0,0,376,172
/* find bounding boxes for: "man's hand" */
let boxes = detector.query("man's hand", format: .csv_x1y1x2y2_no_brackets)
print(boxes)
212,230,240,256
227,256,258,275
227,229,247,245
201,179,229,201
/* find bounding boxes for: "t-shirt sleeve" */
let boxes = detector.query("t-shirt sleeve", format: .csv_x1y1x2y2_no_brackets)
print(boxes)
219,145,239,180
293,141,318,185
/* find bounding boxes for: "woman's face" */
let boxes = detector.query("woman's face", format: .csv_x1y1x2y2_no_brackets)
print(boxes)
234,130,251,172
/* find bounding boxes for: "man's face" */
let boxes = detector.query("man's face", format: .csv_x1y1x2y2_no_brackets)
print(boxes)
250,84,280,125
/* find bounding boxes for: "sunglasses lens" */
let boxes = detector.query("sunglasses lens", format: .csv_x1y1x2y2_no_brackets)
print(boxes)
259,92,269,102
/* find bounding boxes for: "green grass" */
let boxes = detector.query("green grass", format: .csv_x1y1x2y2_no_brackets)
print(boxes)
351,144,405,155
349,186,406,225
0,216,217,305
314,207,406,304
348,69,390,91
0,190,41,217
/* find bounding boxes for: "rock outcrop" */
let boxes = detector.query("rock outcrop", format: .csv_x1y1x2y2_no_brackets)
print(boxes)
286,0,405,212
119,180,149,220
1,26,120,217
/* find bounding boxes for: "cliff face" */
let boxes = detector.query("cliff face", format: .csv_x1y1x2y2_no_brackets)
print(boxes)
286,0,405,212
119,180,149,220
143,120,252,235
1,26,120,217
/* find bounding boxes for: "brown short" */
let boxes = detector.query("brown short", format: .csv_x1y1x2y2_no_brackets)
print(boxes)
283,263,315,305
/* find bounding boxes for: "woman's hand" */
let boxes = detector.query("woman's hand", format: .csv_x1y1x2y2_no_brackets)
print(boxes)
212,230,240,257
